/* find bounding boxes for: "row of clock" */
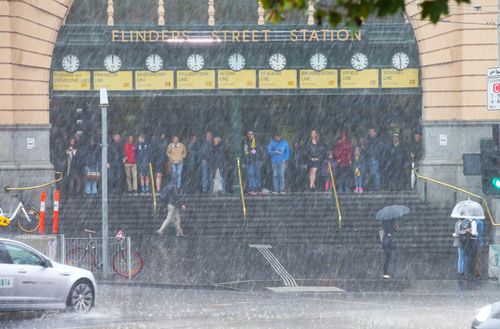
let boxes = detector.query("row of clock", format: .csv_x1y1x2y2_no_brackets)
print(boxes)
61,51,411,74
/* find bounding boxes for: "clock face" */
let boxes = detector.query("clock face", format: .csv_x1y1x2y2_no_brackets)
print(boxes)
104,54,122,73
62,55,80,73
392,52,409,70
228,53,245,71
310,53,327,71
351,52,368,70
187,54,205,72
145,54,163,72
269,53,286,71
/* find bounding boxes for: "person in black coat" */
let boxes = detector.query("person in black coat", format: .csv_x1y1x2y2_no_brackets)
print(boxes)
382,219,398,279
304,129,327,191
385,134,408,191
63,137,84,196
156,173,186,237
108,133,125,194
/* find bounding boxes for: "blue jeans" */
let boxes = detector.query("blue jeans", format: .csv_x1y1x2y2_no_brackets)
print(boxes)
85,167,98,195
171,163,183,189
369,158,381,191
457,247,467,274
272,162,286,192
354,176,362,189
246,161,262,192
201,159,212,192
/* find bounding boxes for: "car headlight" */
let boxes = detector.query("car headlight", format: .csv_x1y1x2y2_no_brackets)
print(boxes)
476,304,493,323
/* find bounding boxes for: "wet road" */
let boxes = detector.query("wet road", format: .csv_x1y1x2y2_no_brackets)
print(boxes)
1,282,498,329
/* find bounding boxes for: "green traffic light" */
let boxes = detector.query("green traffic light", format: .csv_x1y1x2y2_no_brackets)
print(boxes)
492,177,500,189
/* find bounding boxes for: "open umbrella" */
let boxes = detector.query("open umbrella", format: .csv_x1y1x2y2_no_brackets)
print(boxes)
375,205,410,221
450,199,485,219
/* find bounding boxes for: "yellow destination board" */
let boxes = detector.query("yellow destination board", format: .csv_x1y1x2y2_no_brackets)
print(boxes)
135,71,174,90
177,70,215,90
300,70,338,89
218,70,256,89
341,69,379,88
259,70,297,89
94,71,133,91
381,69,419,88
53,71,91,91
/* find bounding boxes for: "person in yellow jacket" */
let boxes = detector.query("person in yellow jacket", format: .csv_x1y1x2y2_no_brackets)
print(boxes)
167,136,186,189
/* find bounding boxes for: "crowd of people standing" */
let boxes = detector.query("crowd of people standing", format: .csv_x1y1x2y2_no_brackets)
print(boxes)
58,126,423,196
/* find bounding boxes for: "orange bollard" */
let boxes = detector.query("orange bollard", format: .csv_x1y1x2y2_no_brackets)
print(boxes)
52,189,60,234
39,191,46,234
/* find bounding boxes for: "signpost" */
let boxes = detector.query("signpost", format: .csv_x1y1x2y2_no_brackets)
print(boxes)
100,88,109,274
487,68,500,110
381,69,419,88
177,70,215,89
135,71,174,90
340,69,379,88
53,71,91,91
218,70,256,89
94,71,133,91
299,70,338,89
259,70,297,89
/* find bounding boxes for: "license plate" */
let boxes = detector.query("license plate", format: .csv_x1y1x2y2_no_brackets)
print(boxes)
0,278,13,288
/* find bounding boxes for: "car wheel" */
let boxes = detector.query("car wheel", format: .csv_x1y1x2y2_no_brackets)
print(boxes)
67,280,94,313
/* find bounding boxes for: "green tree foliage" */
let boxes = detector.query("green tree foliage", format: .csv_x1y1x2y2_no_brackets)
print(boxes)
260,0,470,26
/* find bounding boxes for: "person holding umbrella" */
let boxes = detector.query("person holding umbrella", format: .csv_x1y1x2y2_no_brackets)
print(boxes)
376,205,409,279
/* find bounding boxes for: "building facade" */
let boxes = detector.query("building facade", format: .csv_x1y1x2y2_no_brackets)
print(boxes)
0,0,498,205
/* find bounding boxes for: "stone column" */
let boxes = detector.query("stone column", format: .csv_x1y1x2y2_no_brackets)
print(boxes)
258,1,265,25
208,0,215,26
107,0,114,26
307,0,315,25
158,0,165,25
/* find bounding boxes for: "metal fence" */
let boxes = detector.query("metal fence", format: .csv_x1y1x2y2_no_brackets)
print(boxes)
64,236,134,279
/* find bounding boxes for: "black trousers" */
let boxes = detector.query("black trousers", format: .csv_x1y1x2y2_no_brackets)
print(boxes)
464,239,477,279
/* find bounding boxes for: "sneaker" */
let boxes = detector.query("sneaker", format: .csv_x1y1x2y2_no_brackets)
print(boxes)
176,232,186,237
280,192,286,195
272,191,279,195
248,191,257,195
383,274,391,279
156,230,164,236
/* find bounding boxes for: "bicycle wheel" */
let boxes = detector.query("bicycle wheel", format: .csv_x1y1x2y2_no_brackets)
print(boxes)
66,248,96,272
113,250,143,278
17,208,40,233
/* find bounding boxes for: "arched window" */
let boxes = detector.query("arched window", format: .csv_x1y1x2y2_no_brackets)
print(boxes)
115,0,157,24
165,0,207,25
66,0,107,24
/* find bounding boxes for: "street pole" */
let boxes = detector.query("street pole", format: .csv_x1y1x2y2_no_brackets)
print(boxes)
100,89,109,274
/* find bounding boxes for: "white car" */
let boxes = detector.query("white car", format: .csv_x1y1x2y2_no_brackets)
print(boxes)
0,238,96,313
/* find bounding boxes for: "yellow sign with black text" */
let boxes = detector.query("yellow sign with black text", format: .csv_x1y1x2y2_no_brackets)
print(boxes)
135,71,174,90
259,70,297,89
341,69,379,88
218,70,256,89
53,71,91,91
381,69,419,88
300,70,338,89
177,70,215,90
93,71,133,90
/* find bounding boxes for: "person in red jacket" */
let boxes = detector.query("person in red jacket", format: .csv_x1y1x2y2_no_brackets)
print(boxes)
123,135,138,194
333,132,353,193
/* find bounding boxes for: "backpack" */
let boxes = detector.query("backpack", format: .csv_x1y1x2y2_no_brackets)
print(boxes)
459,219,472,232
159,184,171,203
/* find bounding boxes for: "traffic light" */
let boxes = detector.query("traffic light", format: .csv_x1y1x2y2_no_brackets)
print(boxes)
481,150,500,195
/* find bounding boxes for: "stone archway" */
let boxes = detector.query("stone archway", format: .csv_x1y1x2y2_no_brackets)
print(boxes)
0,0,74,204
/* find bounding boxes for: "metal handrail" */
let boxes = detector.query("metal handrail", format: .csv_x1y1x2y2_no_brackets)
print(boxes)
149,162,157,215
413,169,499,227
236,158,247,219
328,162,342,228
4,172,63,192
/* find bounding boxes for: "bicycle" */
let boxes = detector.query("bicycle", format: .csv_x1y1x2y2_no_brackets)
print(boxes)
0,194,40,233
65,229,143,278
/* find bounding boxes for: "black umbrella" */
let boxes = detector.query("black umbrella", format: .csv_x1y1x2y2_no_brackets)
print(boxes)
375,205,410,221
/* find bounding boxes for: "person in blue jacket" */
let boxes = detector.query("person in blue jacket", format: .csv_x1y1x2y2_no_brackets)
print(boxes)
136,134,151,194
267,133,291,194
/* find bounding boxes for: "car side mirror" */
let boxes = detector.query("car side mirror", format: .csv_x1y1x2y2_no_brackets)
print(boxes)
42,259,53,268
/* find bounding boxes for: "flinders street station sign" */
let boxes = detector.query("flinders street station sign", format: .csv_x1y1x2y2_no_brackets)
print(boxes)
111,29,363,43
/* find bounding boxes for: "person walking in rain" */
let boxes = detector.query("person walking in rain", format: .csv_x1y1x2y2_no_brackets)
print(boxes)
156,173,186,237
382,218,398,279
452,218,467,279
460,218,478,280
